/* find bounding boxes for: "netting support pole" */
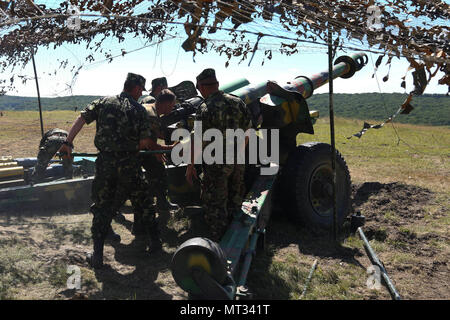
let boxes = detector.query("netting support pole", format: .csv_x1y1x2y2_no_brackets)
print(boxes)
32,52,44,138
328,27,338,242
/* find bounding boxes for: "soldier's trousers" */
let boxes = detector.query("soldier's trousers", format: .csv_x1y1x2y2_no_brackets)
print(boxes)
201,164,246,241
32,136,72,180
90,152,156,241
142,154,168,202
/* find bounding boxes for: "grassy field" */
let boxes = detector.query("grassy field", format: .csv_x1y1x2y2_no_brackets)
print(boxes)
0,110,449,300
307,117,449,193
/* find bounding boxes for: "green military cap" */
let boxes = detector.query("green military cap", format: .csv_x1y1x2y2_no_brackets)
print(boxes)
151,77,168,89
196,68,217,85
126,73,147,91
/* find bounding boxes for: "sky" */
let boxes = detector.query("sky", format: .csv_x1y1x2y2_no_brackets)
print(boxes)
9,35,448,98
2,1,449,98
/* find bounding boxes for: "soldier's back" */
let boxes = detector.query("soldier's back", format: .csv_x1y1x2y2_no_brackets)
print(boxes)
202,91,251,132
85,94,150,153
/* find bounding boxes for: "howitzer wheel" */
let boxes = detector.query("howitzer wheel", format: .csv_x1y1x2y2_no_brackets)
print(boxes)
171,237,228,296
280,142,351,229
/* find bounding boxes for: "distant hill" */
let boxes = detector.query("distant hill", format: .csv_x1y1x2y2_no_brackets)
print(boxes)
307,93,449,126
0,93,448,126
0,95,102,111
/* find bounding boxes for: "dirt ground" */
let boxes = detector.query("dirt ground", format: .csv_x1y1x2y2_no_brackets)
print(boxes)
349,182,449,299
246,181,449,300
0,181,448,300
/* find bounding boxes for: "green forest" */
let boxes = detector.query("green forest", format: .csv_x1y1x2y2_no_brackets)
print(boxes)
0,93,448,126
307,93,449,127
0,95,102,112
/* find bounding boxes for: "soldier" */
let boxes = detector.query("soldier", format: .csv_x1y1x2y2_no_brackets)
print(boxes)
115,80,173,224
185,68,252,241
59,73,172,268
31,128,73,182
131,89,180,237
142,89,180,211
140,77,168,104
34,128,120,243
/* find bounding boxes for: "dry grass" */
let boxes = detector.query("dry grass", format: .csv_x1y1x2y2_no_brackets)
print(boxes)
0,110,97,157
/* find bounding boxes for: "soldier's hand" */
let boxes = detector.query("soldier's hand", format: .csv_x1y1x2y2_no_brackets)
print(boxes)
185,164,197,186
58,144,72,158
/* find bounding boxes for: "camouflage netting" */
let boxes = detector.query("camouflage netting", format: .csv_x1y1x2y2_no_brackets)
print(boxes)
0,0,449,100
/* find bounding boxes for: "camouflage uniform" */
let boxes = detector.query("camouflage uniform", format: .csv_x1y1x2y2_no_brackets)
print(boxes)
129,103,171,232
195,69,252,240
141,103,170,201
31,128,72,181
81,90,156,243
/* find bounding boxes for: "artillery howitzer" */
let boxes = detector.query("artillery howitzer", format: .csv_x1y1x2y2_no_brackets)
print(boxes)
0,53,368,300
169,53,368,299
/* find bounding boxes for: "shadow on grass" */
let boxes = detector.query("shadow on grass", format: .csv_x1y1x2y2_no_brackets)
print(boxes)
245,212,367,299
269,214,364,267
159,207,214,248
85,242,174,300
80,207,208,300
247,245,302,299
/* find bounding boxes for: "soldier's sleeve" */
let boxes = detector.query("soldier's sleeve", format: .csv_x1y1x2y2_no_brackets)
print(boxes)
80,98,102,125
149,116,162,139
139,109,153,140
205,105,223,131
192,103,206,134
239,100,253,131
194,103,204,121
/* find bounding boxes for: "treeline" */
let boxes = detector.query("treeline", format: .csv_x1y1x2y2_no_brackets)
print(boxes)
0,95,102,111
307,93,449,126
0,93,448,126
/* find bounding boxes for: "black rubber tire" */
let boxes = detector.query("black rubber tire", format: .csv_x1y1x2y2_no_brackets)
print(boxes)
171,237,228,295
280,142,351,229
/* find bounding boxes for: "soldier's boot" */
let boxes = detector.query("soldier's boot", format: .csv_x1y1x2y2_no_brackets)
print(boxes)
132,212,148,251
149,233,163,253
87,238,104,269
105,225,121,243
131,212,145,236
148,224,162,253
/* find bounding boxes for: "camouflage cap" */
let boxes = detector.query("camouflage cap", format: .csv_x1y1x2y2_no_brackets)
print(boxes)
126,73,147,91
151,77,168,89
196,68,217,85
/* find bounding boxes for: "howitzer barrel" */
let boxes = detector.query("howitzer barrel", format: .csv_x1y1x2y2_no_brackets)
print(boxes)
220,78,250,93
231,52,368,104
285,52,368,98
160,53,368,132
